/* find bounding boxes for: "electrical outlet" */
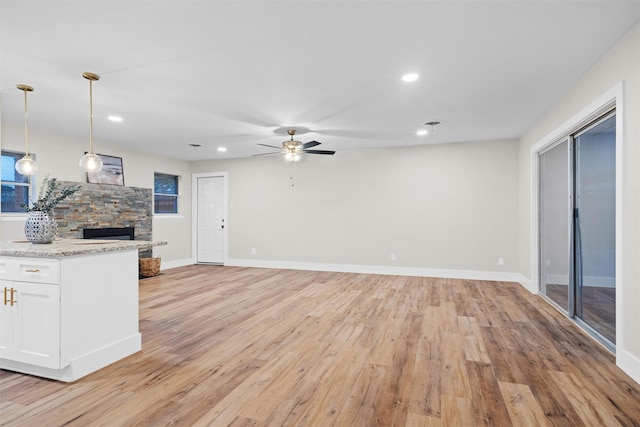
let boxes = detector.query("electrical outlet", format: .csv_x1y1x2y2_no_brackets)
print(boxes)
390,253,397,261
498,257,504,266
251,248,256,255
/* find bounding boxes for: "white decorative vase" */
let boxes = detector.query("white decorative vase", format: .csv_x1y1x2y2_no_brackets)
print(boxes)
24,211,58,244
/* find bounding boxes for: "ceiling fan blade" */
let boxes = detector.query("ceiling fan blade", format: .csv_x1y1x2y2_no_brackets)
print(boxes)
257,143,283,150
302,140,321,149
304,149,335,155
251,152,281,157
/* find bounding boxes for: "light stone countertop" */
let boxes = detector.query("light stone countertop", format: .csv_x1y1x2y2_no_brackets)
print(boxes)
0,239,167,258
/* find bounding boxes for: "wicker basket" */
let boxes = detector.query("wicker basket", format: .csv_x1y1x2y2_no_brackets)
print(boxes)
139,257,161,278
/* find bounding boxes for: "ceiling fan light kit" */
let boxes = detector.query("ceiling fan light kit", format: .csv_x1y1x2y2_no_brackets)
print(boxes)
254,129,336,162
284,151,302,162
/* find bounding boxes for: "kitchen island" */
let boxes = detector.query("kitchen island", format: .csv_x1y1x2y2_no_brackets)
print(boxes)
0,239,165,382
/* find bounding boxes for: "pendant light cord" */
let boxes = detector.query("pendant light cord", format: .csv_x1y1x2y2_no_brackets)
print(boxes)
23,88,29,156
89,78,94,154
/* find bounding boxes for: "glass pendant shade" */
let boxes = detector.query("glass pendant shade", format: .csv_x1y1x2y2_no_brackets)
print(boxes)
15,84,37,176
79,152,103,172
284,151,301,162
15,155,38,175
282,130,303,162
80,72,103,173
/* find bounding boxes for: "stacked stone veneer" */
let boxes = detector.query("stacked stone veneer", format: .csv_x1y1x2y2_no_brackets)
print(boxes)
54,181,152,242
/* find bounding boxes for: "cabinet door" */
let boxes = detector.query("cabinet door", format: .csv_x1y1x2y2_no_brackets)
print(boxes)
13,282,60,369
0,280,14,360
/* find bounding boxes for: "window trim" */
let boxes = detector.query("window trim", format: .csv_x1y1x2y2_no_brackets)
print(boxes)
1,149,35,215
153,172,180,215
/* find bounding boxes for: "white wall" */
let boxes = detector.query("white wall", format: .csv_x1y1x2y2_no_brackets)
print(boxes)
0,124,192,265
3,118,519,278
518,24,640,380
192,139,519,278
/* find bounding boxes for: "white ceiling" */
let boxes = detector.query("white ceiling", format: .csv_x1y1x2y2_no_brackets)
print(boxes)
1,1,639,161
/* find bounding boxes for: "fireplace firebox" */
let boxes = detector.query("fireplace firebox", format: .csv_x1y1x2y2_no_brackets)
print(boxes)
83,227,135,241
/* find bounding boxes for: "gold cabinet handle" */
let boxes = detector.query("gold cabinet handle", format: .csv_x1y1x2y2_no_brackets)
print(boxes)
10,288,17,306
3,287,8,306
25,268,40,273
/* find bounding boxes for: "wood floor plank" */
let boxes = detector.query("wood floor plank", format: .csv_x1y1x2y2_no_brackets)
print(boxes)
498,381,551,427
440,394,475,427
550,370,624,427
440,332,472,399
478,324,527,384
466,361,513,426
513,353,585,427
458,315,492,363
409,324,442,418
406,412,442,426
1,266,640,426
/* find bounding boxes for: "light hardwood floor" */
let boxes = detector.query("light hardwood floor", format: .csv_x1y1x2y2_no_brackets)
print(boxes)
1,265,639,426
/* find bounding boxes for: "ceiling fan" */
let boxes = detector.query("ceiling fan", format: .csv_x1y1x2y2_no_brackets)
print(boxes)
253,129,336,162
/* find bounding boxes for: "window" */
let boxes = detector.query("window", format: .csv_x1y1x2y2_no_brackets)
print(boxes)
1,150,33,213
154,173,179,214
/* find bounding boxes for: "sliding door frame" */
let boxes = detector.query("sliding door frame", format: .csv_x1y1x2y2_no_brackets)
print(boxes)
530,83,623,353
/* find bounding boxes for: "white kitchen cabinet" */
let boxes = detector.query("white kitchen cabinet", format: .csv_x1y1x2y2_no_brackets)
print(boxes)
0,279,60,369
0,243,145,382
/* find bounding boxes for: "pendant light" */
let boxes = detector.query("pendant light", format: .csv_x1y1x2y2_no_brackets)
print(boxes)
78,72,103,173
14,84,38,176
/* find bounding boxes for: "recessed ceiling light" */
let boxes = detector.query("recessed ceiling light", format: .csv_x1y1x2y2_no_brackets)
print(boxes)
108,115,122,122
217,147,227,152
416,129,428,136
402,73,419,82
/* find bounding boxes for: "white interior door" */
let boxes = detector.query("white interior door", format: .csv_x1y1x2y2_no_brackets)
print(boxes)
196,175,226,264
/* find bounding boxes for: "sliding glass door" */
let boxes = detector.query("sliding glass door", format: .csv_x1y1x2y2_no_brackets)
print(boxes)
539,111,616,349
539,140,571,312
574,114,616,344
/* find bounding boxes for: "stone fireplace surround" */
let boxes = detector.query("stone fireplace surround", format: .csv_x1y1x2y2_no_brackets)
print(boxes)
53,181,152,247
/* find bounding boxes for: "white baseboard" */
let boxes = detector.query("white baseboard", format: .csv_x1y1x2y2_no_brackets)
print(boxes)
0,333,141,382
225,258,522,283
68,333,141,382
517,274,537,294
618,349,640,385
544,274,615,288
160,258,195,270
